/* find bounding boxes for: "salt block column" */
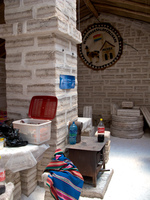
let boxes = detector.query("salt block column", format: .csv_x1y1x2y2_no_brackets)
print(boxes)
1,0,81,185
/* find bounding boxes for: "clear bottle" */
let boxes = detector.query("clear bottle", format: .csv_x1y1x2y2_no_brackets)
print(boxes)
97,118,105,134
69,121,78,145
0,156,5,195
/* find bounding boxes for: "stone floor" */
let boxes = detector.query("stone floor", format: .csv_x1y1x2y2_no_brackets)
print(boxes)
22,127,150,200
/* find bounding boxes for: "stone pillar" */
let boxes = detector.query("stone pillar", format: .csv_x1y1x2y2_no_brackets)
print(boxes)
1,0,81,185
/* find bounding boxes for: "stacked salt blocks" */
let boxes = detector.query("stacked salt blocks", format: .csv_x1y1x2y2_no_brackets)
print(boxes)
20,166,37,196
79,106,95,136
111,101,144,139
6,170,21,200
37,148,55,186
78,117,94,136
104,131,111,163
95,130,111,163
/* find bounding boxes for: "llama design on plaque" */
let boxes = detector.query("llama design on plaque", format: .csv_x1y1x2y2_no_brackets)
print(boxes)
85,46,99,63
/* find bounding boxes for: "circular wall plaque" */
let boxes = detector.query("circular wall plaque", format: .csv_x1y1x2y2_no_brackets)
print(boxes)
78,23,123,70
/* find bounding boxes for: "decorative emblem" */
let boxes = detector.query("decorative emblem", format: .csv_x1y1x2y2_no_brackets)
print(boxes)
78,23,123,70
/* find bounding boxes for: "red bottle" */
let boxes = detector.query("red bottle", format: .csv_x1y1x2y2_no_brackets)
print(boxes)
97,118,105,134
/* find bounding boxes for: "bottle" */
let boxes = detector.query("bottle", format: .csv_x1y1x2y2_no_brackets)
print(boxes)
97,118,105,134
0,156,5,195
69,122,78,145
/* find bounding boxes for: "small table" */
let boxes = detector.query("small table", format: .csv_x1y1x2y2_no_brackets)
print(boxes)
66,136,107,187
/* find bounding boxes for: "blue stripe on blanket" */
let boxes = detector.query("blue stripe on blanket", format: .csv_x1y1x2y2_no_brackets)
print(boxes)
48,170,83,200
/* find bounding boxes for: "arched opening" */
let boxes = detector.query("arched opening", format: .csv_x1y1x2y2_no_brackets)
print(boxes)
0,38,6,59
0,0,6,117
0,0,5,58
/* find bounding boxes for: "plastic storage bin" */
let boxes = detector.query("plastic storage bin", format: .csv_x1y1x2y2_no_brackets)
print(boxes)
13,96,57,145
13,118,51,144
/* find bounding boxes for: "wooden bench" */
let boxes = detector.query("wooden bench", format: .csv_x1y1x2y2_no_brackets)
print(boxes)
140,106,150,127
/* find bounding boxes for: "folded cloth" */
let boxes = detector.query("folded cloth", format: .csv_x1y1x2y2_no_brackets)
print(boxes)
44,148,84,200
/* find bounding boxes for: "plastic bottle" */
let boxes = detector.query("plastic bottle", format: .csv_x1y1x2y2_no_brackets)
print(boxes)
97,118,105,134
0,156,5,195
69,122,78,145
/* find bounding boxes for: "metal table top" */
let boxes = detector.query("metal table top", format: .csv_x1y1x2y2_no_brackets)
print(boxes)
66,136,108,151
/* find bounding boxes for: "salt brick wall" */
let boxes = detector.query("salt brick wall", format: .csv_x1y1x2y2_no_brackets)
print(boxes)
1,0,81,185
0,58,6,110
78,13,150,126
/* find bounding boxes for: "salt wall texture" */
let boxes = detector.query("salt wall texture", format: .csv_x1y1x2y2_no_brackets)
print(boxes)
0,0,81,185
78,13,150,126
0,58,6,110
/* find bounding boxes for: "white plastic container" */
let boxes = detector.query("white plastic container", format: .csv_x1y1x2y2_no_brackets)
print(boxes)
12,96,57,145
13,119,51,145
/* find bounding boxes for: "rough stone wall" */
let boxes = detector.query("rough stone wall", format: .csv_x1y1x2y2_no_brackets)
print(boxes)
1,0,81,185
0,58,6,110
78,13,150,126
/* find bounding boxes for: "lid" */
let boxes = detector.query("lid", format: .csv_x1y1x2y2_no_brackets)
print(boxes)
28,96,58,120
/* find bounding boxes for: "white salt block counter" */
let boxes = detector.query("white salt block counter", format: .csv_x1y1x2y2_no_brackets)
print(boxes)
95,131,110,139
78,117,95,136
1,144,49,173
95,131,111,163
78,117,92,131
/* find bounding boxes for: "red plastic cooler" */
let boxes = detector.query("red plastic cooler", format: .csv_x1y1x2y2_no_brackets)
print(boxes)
13,96,57,145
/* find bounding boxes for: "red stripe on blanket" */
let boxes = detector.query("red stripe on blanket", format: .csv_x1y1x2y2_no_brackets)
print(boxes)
57,189,75,200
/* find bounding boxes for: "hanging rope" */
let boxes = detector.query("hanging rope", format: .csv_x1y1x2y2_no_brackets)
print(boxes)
123,42,138,52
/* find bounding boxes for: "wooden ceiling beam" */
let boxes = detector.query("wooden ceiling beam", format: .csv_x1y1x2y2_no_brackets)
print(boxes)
83,0,99,18
77,7,91,20
129,0,150,5
93,0,150,6
93,0,150,14
95,4,150,23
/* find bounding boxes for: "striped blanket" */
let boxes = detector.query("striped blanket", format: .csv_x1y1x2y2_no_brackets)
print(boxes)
44,149,84,200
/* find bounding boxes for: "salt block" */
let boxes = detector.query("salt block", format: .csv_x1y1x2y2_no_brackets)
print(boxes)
117,109,140,117
21,180,37,196
122,101,134,108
